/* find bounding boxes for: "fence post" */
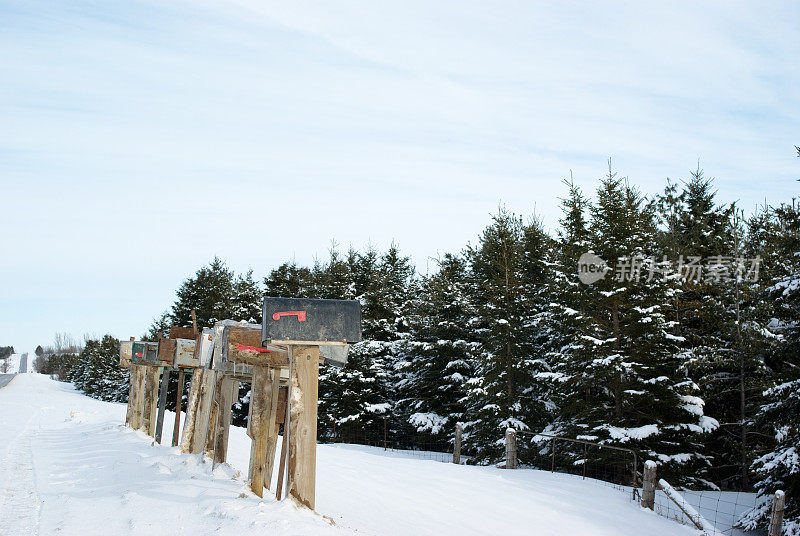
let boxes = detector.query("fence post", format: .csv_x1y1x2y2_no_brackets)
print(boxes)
505,429,517,469
769,490,786,536
641,460,657,510
453,423,463,464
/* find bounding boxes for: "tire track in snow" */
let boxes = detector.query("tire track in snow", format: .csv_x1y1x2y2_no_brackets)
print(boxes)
0,410,42,536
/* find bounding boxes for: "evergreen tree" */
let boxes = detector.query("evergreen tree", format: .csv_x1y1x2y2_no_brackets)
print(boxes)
401,253,479,449
170,257,235,328
743,200,800,534
263,262,314,298
232,269,263,323
553,168,716,485
466,207,532,462
70,335,129,402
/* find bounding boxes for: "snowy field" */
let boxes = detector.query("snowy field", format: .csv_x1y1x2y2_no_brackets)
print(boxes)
0,374,705,536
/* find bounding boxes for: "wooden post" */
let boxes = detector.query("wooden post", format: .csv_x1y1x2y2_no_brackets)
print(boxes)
142,366,163,437
154,368,170,444
180,368,203,453
453,423,462,464
505,428,517,469
181,368,217,454
249,366,281,497
211,376,236,465
172,369,184,447
205,372,226,457
768,490,786,536
275,422,289,500
287,345,320,510
128,364,147,431
641,460,657,510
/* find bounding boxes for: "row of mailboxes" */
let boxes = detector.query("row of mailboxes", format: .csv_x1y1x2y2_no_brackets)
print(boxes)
120,298,362,370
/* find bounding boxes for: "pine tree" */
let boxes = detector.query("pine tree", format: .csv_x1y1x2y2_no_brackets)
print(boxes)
466,207,532,463
263,262,314,298
553,168,716,485
401,253,479,449
232,269,262,323
170,257,236,328
70,335,129,403
743,200,800,534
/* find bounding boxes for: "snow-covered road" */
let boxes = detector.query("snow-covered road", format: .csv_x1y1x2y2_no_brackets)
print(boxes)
0,374,14,389
0,374,696,536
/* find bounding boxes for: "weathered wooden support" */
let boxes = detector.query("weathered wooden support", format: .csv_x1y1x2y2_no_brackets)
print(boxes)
142,366,163,437
205,372,227,457
641,460,657,510
128,364,147,430
155,368,170,444
248,366,281,496
287,345,320,510
769,490,786,536
210,376,236,464
275,420,289,500
453,423,463,465
172,369,184,447
181,368,218,454
180,368,203,453
192,369,219,454
505,428,517,469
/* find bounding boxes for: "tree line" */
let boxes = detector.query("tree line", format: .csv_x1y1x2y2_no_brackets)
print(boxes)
47,163,799,533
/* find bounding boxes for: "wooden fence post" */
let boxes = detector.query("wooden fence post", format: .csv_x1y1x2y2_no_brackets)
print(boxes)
180,368,203,453
641,460,657,510
249,366,281,497
453,423,463,465
128,364,147,431
142,366,162,437
769,490,786,536
172,369,184,447
505,429,517,469
154,368,170,444
287,345,320,510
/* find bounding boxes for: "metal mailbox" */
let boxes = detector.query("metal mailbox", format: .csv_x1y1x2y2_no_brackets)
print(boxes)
196,328,215,369
174,338,198,368
262,297,361,345
211,320,257,375
131,341,159,365
119,341,133,368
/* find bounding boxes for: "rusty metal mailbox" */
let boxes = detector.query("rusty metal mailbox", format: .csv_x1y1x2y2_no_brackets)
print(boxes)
261,297,361,345
131,341,159,365
174,339,198,368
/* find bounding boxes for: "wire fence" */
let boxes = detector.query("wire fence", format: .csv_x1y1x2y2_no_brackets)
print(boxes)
318,415,457,463
516,431,640,500
653,487,760,535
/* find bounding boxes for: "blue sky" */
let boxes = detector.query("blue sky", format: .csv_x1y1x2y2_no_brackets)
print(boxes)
1,0,798,353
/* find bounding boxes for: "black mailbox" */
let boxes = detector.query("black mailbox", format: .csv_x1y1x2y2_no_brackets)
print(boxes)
262,297,361,344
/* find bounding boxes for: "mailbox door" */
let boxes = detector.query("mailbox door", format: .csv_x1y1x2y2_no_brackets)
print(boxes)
144,342,159,364
131,342,147,364
262,297,361,344
174,339,198,368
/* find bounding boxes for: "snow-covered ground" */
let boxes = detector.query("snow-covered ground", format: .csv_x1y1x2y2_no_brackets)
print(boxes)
0,374,702,536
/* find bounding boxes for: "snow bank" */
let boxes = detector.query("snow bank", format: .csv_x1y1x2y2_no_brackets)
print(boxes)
1,374,700,536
